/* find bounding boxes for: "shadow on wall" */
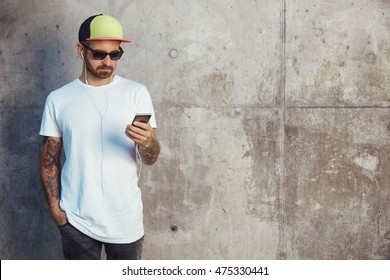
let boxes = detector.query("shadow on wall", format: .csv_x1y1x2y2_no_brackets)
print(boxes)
0,25,64,259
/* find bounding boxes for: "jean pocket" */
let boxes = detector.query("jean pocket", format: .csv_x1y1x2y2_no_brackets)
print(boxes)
57,222,69,229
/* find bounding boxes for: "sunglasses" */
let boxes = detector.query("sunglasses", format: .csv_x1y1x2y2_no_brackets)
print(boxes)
81,43,124,60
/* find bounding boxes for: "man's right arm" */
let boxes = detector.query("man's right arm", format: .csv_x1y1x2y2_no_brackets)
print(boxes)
39,136,67,226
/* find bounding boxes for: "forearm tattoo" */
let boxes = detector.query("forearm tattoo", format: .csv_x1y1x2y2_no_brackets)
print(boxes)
139,137,160,165
40,137,62,203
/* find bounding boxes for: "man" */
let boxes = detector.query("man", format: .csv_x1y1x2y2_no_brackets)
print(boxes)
39,14,160,260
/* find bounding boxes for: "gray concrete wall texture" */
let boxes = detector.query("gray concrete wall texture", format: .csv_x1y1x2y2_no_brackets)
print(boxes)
0,0,389,259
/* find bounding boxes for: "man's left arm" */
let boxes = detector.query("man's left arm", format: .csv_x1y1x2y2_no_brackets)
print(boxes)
125,122,160,165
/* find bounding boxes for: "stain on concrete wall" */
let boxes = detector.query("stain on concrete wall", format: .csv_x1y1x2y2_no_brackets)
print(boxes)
284,109,390,259
0,0,389,259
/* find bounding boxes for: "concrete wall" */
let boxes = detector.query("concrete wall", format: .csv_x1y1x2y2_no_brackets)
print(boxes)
0,0,389,259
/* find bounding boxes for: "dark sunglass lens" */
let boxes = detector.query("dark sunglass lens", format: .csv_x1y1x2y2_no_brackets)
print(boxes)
93,51,108,60
109,52,122,60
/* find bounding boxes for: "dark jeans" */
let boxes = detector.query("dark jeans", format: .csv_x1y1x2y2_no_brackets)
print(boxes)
58,222,143,260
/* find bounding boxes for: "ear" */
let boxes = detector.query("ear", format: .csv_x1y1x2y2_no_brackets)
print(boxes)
76,43,84,60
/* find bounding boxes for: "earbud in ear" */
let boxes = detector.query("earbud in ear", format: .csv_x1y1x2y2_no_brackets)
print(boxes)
81,52,84,59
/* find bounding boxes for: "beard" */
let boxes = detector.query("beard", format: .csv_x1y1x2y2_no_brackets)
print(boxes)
85,59,115,79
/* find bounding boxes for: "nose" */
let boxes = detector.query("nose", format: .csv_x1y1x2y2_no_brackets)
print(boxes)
102,54,113,66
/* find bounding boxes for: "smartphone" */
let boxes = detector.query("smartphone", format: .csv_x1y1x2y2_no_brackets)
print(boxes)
132,113,152,126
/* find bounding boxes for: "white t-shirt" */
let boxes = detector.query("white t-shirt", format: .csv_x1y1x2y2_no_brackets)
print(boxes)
39,75,156,243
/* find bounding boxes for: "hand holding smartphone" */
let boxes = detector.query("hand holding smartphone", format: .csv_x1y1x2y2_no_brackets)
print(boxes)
126,113,154,151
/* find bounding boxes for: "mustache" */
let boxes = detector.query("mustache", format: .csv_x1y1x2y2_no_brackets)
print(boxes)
97,66,113,71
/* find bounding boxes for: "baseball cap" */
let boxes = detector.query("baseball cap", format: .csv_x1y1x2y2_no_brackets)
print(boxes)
78,14,132,43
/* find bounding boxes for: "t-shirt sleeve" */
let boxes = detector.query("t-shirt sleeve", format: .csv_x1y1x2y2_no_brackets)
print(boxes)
136,86,157,129
39,94,63,137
